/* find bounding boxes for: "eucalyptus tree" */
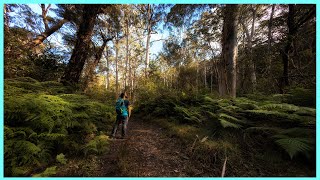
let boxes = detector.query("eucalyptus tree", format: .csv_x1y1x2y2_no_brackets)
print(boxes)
218,4,239,97
137,4,167,78
62,5,112,84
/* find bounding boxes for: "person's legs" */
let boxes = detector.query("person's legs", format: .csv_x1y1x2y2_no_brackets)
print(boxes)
111,115,121,137
121,116,128,138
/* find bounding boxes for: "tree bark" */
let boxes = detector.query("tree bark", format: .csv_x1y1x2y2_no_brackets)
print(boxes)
240,5,257,92
104,50,110,89
41,4,51,31
125,18,130,89
4,5,10,32
145,4,152,78
61,5,100,84
219,5,238,98
115,38,119,96
267,4,275,74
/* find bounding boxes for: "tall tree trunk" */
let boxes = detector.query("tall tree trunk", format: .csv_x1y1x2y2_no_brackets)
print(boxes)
268,5,275,52
115,39,119,96
4,5,10,32
104,50,110,89
145,4,152,78
267,4,275,73
125,18,130,89
61,5,100,84
240,5,257,92
219,4,238,98
249,6,257,92
281,5,295,89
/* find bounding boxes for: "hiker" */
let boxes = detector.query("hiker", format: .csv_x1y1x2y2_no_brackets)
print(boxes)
111,93,129,139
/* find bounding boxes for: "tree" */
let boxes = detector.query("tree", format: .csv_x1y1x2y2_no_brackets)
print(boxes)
31,4,79,47
280,4,315,91
61,5,102,84
218,5,239,97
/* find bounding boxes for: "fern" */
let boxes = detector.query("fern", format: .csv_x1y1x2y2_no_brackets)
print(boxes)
83,135,109,156
272,128,315,159
219,119,242,129
274,137,314,159
218,113,243,129
294,107,316,117
244,126,280,134
11,166,30,176
56,153,67,165
33,166,57,177
260,103,299,113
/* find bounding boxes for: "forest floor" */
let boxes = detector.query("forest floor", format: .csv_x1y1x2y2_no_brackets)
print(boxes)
55,114,315,177
99,117,206,177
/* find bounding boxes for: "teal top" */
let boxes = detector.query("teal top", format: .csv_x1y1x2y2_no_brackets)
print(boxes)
116,98,128,117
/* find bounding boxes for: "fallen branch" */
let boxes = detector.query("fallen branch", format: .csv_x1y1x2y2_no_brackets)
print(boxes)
221,156,228,177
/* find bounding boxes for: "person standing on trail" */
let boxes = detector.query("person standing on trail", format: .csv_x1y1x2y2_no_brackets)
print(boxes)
111,93,128,139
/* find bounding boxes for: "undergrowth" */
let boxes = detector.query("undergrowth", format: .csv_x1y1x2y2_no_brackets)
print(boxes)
136,89,316,176
4,77,115,177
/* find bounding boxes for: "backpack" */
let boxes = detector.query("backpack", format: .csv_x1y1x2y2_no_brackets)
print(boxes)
115,99,124,115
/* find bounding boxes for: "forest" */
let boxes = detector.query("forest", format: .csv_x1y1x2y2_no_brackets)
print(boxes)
4,4,316,177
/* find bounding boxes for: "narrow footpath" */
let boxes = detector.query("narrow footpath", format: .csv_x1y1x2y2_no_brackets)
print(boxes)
99,117,204,177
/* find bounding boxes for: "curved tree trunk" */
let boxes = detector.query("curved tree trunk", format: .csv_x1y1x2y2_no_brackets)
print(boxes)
62,5,101,84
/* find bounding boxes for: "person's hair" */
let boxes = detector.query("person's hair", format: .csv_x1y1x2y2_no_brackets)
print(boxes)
119,93,125,98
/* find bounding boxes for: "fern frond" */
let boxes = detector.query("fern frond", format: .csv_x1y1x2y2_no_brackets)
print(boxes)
11,166,30,176
244,127,280,134
219,119,242,129
275,138,314,159
38,133,66,140
295,107,316,117
32,166,57,177
260,103,299,113
56,153,67,165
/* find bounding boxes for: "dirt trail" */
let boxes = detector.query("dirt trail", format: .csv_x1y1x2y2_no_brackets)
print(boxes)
99,118,202,177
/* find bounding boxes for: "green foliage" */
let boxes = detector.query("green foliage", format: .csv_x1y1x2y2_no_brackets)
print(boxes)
5,27,66,81
260,103,299,113
137,90,316,169
32,166,57,177
218,113,244,129
56,153,67,165
4,78,115,176
286,88,316,107
83,135,110,156
274,136,314,159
